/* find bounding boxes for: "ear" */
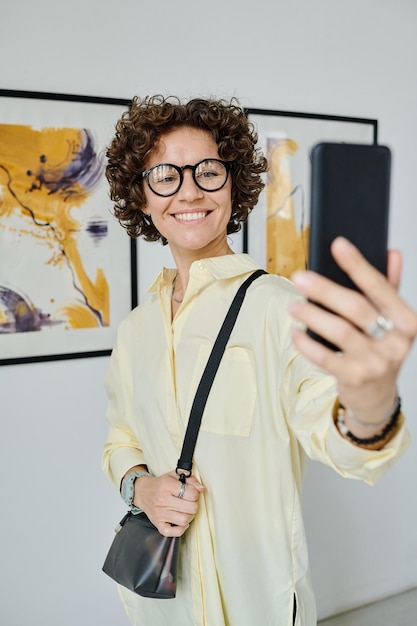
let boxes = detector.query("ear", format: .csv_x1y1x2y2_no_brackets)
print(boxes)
141,207,152,224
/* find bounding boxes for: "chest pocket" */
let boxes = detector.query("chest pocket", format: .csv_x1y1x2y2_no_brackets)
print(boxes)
187,344,257,436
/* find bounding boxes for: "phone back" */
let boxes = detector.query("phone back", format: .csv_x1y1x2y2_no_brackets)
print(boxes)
309,142,391,291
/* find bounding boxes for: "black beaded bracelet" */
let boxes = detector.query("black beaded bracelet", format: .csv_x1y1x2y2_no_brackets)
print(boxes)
336,396,402,446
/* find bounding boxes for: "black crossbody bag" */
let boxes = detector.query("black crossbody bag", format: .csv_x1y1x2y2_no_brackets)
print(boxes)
102,270,266,599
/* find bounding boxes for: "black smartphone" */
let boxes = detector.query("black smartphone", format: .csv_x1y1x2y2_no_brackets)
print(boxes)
307,142,391,349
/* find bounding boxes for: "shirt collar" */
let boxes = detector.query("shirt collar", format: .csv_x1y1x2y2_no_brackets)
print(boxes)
147,253,262,294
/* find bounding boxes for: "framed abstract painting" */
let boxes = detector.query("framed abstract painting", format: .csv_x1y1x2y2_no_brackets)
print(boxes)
0,89,136,365
244,108,378,278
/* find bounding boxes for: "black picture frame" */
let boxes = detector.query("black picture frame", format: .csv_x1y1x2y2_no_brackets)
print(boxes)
0,89,136,365
243,107,378,277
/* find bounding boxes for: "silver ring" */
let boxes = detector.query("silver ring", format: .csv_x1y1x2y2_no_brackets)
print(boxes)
366,315,394,340
178,482,186,499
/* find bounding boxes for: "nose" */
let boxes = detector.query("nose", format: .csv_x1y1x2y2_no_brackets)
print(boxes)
178,169,204,201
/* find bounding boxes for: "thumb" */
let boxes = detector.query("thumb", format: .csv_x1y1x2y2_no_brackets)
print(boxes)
187,476,206,492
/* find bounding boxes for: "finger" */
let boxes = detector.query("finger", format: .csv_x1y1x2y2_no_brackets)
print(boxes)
176,480,187,500
150,496,197,530
169,509,196,527
170,481,202,504
331,237,395,300
291,325,352,374
294,239,416,339
291,325,393,388
158,521,189,538
290,298,384,364
289,280,378,342
333,239,417,339
386,249,402,290
186,476,206,493
290,294,411,372
168,471,205,497
329,238,407,319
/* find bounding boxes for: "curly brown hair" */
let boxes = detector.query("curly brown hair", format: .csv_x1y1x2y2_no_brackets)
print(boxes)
106,95,268,244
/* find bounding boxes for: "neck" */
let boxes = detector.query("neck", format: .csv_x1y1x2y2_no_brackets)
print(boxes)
170,240,234,294
171,273,183,303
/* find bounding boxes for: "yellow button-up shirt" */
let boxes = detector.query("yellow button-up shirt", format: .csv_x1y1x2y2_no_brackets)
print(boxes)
103,254,410,626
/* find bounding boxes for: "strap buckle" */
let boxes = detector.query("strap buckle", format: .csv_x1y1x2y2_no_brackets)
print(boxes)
175,467,192,482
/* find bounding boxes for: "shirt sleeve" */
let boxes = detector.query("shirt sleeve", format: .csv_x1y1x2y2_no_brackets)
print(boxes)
283,347,411,486
101,329,147,489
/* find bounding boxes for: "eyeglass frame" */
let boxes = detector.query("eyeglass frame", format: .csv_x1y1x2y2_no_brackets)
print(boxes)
141,158,231,197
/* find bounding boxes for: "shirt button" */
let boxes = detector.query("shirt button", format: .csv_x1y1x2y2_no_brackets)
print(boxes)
198,262,205,270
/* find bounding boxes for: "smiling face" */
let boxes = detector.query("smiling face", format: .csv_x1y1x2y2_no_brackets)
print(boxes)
142,126,233,265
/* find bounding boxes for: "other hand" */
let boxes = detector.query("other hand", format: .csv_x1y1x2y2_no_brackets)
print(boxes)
134,470,205,537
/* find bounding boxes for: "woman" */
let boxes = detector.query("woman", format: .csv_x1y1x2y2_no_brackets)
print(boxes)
102,95,416,626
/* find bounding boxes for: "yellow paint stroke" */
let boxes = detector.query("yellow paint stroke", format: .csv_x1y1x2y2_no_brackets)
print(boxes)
58,303,102,329
0,124,108,328
266,138,309,278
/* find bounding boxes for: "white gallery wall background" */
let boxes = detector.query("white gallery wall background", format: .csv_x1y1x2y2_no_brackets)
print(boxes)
0,1,416,624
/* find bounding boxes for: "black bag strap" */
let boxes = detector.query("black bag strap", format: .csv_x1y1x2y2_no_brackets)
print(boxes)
176,269,266,480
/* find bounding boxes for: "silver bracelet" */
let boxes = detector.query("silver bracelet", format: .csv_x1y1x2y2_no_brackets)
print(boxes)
343,393,399,430
335,396,401,446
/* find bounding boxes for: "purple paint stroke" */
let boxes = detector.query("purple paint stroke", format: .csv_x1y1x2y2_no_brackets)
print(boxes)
26,129,104,200
86,218,108,244
0,286,62,334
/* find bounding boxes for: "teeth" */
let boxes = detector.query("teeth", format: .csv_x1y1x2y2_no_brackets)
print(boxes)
175,212,207,221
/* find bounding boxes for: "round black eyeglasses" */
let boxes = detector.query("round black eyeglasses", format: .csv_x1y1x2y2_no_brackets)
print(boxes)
141,158,230,197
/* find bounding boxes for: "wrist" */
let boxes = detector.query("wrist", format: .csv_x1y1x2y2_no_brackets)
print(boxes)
121,468,152,514
344,393,398,434
334,395,402,450
132,473,153,513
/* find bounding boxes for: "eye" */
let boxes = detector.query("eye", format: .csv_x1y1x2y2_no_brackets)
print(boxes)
151,165,179,185
199,170,219,179
158,174,177,184
195,160,223,180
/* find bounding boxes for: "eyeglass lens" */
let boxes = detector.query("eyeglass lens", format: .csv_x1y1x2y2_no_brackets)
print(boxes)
146,159,228,196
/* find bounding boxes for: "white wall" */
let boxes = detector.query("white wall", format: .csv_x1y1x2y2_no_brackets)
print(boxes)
1,1,416,623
